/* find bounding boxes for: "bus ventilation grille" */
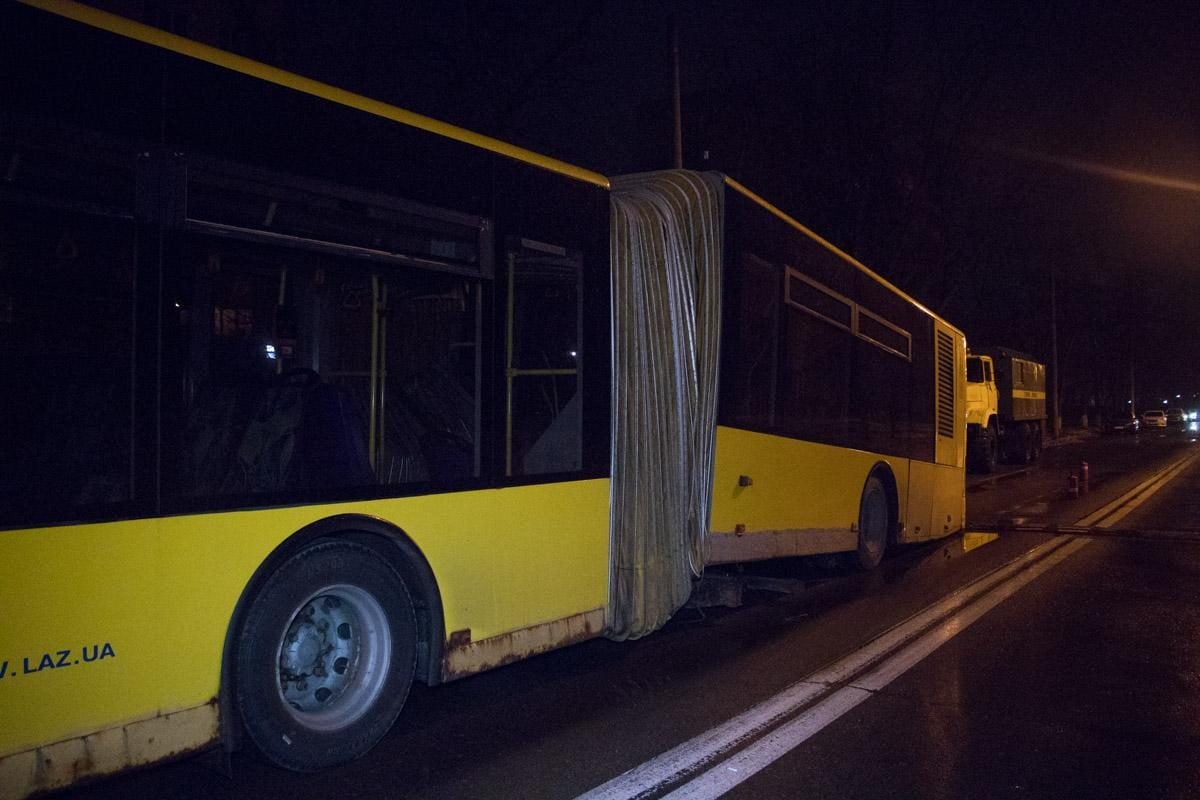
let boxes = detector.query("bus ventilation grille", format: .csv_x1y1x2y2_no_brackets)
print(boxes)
936,330,956,438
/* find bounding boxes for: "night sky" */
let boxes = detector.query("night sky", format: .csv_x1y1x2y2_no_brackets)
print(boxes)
100,0,1200,415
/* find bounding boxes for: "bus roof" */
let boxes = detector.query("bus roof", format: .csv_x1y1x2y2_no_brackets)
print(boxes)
17,0,611,190
722,176,964,336
23,1,963,337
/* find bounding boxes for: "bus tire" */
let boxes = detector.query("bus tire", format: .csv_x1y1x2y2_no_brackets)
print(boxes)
235,539,417,772
854,475,889,570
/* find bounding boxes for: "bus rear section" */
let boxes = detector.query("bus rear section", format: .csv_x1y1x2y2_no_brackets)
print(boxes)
711,178,966,565
607,171,966,600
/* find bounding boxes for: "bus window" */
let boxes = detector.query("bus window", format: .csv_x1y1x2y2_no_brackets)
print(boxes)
0,206,136,525
164,233,483,505
378,274,481,484
505,244,582,476
722,252,781,430
778,285,854,444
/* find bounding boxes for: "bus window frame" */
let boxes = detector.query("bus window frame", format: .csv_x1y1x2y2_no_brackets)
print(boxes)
167,152,495,280
503,236,585,478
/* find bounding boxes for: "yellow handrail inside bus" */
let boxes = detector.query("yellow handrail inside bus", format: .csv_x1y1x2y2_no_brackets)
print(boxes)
17,0,611,190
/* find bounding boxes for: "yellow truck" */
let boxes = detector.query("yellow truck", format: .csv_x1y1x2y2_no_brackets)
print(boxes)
965,348,1048,472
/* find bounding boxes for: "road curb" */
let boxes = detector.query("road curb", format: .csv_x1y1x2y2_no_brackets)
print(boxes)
968,467,1033,489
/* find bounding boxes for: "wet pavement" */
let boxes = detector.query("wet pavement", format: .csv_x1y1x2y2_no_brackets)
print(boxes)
727,432,1200,799
55,429,1200,799
720,532,1200,799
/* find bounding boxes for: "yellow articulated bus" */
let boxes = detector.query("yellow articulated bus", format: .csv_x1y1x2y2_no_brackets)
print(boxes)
0,2,965,797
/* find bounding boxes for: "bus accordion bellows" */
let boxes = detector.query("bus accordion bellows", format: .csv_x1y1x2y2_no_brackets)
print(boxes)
0,2,966,797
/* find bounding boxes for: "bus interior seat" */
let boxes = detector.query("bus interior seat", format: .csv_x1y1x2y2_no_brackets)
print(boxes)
397,360,474,484
183,368,374,497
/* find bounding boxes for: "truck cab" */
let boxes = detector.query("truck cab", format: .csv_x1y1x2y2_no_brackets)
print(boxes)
965,348,1047,473
965,354,1000,472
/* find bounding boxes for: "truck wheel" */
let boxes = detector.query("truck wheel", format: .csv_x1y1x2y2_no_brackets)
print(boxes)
854,476,889,570
1012,422,1032,465
235,539,417,772
970,425,997,473
1018,423,1034,464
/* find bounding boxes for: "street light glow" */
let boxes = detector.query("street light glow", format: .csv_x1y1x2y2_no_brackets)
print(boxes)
1007,148,1200,194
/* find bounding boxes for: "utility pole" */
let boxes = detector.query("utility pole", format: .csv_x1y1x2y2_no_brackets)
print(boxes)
1050,267,1061,436
1130,361,1136,417
671,14,683,169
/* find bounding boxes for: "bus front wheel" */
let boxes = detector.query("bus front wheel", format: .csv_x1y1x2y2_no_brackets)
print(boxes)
854,475,890,570
235,539,417,771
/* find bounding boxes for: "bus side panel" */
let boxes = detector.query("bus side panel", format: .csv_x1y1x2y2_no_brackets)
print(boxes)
375,480,611,641
0,479,609,763
903,460,965,542
1,519,220,776
710,425,910,544
916,323,965,541
936,457,967,541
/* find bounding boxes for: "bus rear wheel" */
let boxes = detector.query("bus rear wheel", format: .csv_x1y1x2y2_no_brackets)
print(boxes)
854,475,890,570
235,539,417,772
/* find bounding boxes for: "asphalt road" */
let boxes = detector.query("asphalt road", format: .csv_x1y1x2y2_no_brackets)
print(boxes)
713,430,1200,799
56,428,1200,800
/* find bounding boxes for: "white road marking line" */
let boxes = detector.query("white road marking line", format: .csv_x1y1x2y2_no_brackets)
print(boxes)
580,449,1199,800
575,537,1074,800
660,538,1090,800
1076,449,1200,528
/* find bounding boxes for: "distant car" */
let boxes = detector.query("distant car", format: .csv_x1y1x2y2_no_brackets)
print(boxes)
1142,409,1167,429
1108,416,1140,434
1166,408,1186,426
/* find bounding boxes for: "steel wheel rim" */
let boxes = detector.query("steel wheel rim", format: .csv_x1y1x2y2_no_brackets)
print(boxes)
276,583,392,732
